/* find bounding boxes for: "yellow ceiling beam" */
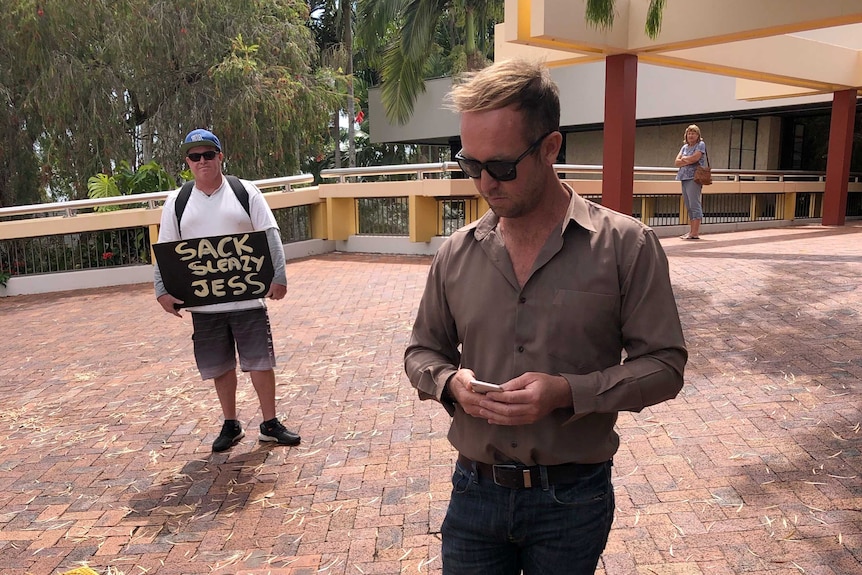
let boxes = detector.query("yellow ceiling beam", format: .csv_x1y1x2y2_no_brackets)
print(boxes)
639,53,850,94
494,23,599,66
499,0,862,94
627,0,862,52
661,36,861,89
735,79,820,101
512,0,862,55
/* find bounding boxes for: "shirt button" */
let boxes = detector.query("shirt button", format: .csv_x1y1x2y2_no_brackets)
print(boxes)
511,442,518,448
518,346,525,353
519,296,526,303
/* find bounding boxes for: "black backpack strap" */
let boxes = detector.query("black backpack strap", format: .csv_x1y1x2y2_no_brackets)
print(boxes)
175,181,195,236
225,175,251,217
174,176,251,237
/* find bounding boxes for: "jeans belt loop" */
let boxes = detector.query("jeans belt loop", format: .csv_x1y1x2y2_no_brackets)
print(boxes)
538,464,550,490
468,458,480,485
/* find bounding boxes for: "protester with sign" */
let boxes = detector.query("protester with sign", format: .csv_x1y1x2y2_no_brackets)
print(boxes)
154,129,300,452
153,231,275,308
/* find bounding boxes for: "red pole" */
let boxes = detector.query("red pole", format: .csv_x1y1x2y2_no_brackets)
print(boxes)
822,89,857,226
602,54,638,215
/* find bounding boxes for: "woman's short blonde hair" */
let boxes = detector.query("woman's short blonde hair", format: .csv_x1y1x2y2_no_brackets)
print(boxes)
684,124,702,143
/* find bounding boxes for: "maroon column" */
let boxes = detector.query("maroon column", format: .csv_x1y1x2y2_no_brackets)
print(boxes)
822,89,857,226
602,54,638,215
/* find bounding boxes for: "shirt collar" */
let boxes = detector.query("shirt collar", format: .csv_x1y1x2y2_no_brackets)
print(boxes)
472,182,597,239
562,182,597,234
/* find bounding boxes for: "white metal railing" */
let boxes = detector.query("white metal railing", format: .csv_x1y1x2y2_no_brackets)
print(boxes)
3,164,859,224
320,162,860,182
0,174,316,219
321,162,461,182
3,162,861,297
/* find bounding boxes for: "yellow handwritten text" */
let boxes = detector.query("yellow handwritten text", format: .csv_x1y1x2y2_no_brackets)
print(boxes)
191,274,267,298
174,234,254,261
187,255,265,276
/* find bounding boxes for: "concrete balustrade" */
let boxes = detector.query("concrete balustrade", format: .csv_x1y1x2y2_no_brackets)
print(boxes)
1,165,859,297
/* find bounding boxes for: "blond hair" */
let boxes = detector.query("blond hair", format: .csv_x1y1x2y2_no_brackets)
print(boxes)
445,59,560,141
684,124,702,143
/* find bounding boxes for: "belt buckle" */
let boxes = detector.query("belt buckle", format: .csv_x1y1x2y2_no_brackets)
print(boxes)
492,464,533,489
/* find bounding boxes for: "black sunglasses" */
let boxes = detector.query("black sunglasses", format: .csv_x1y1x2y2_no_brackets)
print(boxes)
455,131,553,181
186,150,219,162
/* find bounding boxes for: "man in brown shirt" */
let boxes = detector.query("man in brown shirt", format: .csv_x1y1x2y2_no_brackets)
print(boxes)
404,59,687,574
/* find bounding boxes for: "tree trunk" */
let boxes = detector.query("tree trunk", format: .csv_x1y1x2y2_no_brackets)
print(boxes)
343,0,356,167
140,118,153,166
332,110,341,169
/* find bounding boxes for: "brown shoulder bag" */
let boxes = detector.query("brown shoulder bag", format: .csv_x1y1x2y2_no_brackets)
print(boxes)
694,144,712,186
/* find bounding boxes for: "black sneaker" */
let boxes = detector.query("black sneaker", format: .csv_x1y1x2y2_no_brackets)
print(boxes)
212,420,244,452
259,418,301,446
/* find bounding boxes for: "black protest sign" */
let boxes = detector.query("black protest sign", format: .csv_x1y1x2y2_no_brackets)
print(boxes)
154,231,274,307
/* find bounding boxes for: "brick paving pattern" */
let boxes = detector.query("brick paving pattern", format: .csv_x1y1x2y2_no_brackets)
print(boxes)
0,224,859,575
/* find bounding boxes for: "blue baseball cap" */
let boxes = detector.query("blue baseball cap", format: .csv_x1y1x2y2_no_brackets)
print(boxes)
181,129,221,154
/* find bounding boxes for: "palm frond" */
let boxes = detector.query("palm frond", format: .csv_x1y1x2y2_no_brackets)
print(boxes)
380,44,428,125
86,173,121,212
356,0,408,50
401,0,447,61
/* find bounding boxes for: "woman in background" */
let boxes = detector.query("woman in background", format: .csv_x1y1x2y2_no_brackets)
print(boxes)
674,124,707,239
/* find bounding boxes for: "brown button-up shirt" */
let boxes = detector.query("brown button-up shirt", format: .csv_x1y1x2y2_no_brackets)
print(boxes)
404,187,687,466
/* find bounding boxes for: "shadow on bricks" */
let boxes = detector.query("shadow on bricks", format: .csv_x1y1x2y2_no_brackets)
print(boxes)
126,449,273,537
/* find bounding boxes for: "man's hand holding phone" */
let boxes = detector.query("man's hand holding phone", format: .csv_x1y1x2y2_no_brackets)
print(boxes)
455,372,574,426
469,379,502,393
446,371,507,420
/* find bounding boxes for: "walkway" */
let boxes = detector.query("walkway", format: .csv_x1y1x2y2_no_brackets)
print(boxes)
0,224,860,575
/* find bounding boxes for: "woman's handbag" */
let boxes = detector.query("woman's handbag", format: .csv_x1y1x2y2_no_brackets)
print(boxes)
694,145,712,185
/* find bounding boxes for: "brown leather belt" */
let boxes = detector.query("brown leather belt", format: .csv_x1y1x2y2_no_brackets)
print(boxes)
457,454,607,489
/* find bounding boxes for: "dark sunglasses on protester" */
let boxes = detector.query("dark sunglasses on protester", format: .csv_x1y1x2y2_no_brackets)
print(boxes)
455,131,553,181
186,150,220,162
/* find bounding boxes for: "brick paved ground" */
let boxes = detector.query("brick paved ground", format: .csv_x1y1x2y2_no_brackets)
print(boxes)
0,223,859,575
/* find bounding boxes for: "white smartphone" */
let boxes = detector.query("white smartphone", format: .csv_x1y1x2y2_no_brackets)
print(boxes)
470,379,502,393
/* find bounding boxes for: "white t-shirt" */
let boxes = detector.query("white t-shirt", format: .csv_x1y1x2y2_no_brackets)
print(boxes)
157,176,279,313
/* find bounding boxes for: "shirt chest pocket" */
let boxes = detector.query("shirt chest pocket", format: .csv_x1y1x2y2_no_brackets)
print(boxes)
544,289,621,371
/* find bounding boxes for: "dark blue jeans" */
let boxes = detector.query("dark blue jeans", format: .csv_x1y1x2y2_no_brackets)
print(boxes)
441,459,614,575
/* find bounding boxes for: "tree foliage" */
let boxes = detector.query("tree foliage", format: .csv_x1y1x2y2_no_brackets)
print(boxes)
306,0,448,175
0,0,345,205
356,0,503,125
356,0,667,126
87,161,179,212
308,0,359,167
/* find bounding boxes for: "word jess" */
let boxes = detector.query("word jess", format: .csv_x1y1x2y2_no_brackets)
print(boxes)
174,234,267,298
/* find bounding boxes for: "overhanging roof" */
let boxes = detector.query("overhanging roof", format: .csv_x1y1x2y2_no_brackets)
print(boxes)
495,0,862,101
